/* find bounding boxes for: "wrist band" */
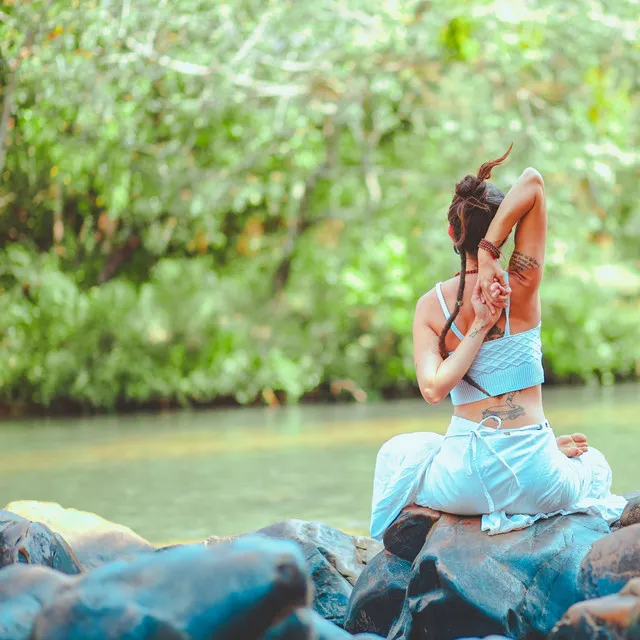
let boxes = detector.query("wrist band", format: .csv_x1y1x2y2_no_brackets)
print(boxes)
478,238,501,260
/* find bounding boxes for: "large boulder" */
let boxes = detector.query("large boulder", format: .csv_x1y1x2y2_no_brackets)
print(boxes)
383,504,441,563
581,523,640,599
387,513,609,640
4,501,154,570
550,577,640,639
344,550,411,637
31,536,310,640
0,511,83,575
159,519,382,628
204,519,382,628
620,493,640,528
0,565,74,640
255,520,382,588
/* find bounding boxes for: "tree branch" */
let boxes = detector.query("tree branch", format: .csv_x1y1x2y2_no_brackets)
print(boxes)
273,116,343,294
0,64,17,176
124,36,306,98
98,235,140,284
118,0,131,39
125,36,210,75
230,9,274,66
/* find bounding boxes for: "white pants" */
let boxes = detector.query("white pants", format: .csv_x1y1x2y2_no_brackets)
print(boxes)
370,416,626,539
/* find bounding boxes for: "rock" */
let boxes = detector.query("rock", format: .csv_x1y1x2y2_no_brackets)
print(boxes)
620,493,640,528
0,511,83,575
253,520,382,627
0,565,74,640
581,523,640,599
260,608,383,639
32,535,311,640
550,577,640,639
387,513,609,640
257,520,382,587
159,519,382,628
383,504,441,563
344,550,411,637
4,501,155,571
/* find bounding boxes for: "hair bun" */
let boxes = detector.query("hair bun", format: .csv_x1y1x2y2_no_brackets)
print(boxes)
455,175,483,199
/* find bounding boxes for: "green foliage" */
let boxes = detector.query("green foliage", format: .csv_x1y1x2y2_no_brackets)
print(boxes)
1,0,639,410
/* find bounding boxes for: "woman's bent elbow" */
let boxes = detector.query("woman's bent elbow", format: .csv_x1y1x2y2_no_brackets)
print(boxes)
420,386,444,405
522,167,544,186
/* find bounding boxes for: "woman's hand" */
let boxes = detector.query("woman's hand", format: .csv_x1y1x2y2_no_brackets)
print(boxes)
471,279,506,326
478,252,511,315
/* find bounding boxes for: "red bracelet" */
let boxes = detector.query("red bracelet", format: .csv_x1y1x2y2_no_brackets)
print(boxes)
478,238,501,260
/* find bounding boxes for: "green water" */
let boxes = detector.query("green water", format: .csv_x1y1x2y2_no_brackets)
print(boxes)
0,384,638,544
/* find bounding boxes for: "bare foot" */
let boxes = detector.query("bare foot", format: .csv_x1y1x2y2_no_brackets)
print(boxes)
557,433,589,458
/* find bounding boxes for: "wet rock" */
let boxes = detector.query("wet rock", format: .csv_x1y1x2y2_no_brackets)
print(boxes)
620,493,640,528
32,535,310,640
383,504,441,563
5,501,155,571
157,519,381,628
550,577,640,639
344,550,411,637
261,608,384,639
257,520,382,587
387,513,609,640
0,565,74,640
581,523,640,599
0,511,83,574
254,520,382,627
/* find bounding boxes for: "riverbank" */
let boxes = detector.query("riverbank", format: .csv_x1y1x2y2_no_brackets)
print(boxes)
1,385,638,543
2,373,637,420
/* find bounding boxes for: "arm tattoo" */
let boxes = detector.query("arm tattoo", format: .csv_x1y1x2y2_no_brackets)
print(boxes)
469,323,486,339
508,250,541,275
481,391,526,422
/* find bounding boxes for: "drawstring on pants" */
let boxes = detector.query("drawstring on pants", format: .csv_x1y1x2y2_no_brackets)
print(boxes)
456,415,521,513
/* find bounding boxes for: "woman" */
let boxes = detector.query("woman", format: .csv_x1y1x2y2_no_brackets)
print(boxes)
370,146,626,539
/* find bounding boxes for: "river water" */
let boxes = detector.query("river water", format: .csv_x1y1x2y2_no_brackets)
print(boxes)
0,384,638,544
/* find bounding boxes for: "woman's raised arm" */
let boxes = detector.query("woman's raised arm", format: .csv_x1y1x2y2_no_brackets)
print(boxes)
478,168,547,310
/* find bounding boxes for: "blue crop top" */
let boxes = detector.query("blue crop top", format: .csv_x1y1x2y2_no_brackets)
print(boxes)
435,272,545,405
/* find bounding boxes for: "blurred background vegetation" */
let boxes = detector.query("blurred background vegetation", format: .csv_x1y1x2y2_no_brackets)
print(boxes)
1,0,639,414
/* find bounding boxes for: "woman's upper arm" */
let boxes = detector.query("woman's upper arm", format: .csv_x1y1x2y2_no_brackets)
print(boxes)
413,295,443,404
508,168,547,289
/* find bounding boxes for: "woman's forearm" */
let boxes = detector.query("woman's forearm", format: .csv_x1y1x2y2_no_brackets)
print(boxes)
482,168,543,248
422,318,490,402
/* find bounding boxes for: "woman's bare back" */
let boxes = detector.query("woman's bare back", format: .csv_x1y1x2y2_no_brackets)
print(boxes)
422,270,545,428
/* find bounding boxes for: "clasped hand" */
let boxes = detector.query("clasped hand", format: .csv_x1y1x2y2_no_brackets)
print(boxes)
478,254,511,316
470,258,510,325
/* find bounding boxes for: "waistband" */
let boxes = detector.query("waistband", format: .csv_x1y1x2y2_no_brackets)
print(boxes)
446,415,550,437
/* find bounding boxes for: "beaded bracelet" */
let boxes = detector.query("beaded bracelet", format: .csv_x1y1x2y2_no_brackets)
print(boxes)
478,238,501,260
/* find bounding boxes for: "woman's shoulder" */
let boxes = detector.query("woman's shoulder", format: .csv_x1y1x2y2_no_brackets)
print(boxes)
415,281,444,310
415,279,455,326
414,286,439,322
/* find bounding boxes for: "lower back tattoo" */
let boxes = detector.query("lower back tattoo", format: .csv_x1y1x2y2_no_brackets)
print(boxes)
481,392,526,422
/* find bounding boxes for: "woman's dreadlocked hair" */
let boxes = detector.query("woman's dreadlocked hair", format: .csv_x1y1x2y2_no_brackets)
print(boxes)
438,144,513,396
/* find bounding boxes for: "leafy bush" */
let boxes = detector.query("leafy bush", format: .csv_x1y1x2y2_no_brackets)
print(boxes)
0,0,638,410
